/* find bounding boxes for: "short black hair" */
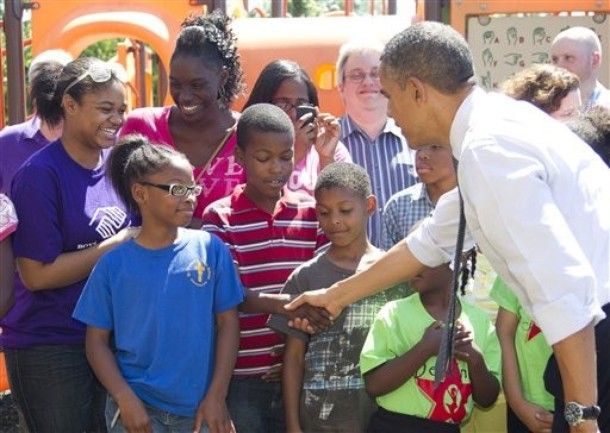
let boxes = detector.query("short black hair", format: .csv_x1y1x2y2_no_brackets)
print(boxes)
107,134,190,215
243,59,319,108
314,162,372,199
567,105,610,167
236,103,294,150
173,9,244,107
381,21,475,93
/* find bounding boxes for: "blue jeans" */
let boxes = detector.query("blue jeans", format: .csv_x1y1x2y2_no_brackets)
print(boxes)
106,396,208,433
5,344,107,433
226,376,284,433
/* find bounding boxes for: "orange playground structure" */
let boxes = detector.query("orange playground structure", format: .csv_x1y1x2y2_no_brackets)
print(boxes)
27,1,419,115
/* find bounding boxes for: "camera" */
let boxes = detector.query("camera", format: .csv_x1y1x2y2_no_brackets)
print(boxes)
295,105,316,125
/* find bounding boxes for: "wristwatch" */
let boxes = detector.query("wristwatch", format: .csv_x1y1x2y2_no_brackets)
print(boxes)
564,402,601,426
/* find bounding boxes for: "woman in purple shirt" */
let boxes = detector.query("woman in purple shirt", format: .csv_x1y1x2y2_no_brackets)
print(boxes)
2,57,136,433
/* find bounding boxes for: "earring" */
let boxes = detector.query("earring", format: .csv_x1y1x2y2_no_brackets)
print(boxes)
217,86,227,108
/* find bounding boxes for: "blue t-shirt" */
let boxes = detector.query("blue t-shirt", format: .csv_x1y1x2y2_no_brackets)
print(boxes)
1,140,132,348
73,228,244,417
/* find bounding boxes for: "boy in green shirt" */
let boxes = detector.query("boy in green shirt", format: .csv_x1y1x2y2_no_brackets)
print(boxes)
361,251,501,432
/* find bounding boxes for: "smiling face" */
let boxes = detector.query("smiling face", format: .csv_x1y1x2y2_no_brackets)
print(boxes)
315,186,374,248
133,155,197,228
237,130,294,208
339,51,387,115
379,67,427,149
169,54,226,122
64,80,126,150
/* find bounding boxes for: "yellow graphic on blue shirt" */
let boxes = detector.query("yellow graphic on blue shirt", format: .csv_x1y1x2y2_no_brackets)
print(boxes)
187,259,211,287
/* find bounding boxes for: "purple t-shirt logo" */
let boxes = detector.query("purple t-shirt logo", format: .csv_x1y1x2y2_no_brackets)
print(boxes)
89,206,127,239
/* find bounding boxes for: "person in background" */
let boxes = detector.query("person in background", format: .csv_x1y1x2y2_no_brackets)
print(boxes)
243,59,351,196
382,144,456,251
361,249,500,433
0,194,17,316
269,162,408,433
201,104,329,433
2,57,136,433
501,63,582,120
551,26,610,109
335,38,417,247
120,10,246,224
0,49,72,195
491,277,554,433
567,105,610,167
74,135,242,433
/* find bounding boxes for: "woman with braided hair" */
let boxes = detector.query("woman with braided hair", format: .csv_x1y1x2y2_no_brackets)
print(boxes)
120,9,246,225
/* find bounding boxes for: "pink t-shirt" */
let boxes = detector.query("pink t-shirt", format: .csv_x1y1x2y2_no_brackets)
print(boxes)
287,142,352,196
120,106,245,219
0,194,17,241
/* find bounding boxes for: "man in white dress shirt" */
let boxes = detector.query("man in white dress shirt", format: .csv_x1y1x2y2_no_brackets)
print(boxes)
287,22,610,433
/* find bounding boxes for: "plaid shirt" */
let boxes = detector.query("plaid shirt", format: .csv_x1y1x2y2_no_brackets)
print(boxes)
339,116,417,247
381,182,434,251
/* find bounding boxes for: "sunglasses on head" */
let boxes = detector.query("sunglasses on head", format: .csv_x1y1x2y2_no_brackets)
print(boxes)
140,182,203,198
63,62,124,96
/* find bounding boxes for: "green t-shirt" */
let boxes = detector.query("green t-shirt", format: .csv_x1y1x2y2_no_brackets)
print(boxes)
490,277,554,410
360,294,501,425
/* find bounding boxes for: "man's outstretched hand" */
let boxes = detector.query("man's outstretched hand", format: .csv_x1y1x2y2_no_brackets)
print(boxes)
284,288,345,333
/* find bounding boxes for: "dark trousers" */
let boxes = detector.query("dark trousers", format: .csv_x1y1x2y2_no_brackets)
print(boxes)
367,407,460,433
226,376,285,433
506,406,532,433
544,303,610,433
5,344,107,433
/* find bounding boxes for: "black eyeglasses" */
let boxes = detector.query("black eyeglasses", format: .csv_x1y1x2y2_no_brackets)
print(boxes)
140,182,203,197
272,98,313,113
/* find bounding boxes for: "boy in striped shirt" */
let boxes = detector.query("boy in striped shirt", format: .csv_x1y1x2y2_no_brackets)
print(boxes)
202,103,329,433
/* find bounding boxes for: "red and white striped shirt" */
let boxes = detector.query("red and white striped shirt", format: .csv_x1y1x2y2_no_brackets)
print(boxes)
202,184,328,376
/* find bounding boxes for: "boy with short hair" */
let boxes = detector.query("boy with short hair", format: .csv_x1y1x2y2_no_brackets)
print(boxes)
382,143,456,251
201,103,329,433
269,162,409,433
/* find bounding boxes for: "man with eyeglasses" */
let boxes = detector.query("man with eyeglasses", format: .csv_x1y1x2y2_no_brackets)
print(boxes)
336,39,417,247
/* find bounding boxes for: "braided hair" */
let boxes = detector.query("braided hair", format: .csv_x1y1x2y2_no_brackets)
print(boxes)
173,9,244,107
459,247,477,296
107,134,190,215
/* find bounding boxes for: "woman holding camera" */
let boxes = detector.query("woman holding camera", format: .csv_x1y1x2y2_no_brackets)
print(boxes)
244,59,350,195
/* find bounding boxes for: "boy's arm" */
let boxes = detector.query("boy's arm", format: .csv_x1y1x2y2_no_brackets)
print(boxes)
496,308,553,431
194,308,239,433
454,322,500,408
86,327,152,433
364,321,443,397
241,289,331,332
283,335,307,433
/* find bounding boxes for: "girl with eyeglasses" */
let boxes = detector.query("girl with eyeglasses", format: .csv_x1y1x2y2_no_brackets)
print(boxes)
120,10,246,227
244,60,351,196
3,57,137,433
74,134,243,433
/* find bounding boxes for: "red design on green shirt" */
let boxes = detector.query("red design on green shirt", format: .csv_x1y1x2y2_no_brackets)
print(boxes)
527,322,542,341
416,359,472,423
